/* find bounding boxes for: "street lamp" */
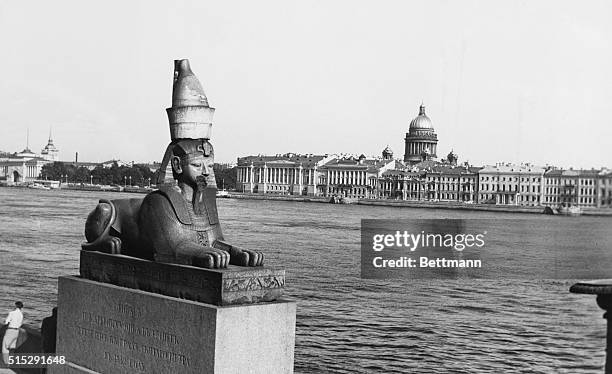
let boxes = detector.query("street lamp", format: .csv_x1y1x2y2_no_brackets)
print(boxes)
90,175,93,185
64,174,68,185
129,175,132,186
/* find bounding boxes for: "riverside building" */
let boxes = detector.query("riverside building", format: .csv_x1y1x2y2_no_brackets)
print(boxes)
424,164,481,202
543,168,612,208
0,132,59,184
477,163,545,206
376,161,480,202
235,150,401,198
234,103,611,209
235,153,611,209
323,152,401,199
0,132,140,185
598,169,612,208
235,154,335,196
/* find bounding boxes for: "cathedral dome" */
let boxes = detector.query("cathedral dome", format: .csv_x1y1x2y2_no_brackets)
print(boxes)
404,104,438,164
409,105,433,130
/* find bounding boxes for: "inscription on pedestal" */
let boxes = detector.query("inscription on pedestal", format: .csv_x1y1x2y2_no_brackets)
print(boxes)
77,309,188,370
53,277,216,373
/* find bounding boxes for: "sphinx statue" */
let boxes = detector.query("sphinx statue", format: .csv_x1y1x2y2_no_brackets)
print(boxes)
82,59,263,269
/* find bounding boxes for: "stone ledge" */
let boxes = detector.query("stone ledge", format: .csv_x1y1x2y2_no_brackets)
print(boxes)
79,250,284,306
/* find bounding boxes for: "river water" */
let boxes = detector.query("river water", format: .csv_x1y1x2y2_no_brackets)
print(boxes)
0,187,610,373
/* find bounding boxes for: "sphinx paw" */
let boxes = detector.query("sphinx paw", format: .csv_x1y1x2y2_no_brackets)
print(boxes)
230,248,264,267
193,248,230,269
106,237,122,254
82,236,121,254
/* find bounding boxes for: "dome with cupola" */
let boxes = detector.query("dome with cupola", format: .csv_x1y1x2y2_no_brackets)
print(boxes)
403,104,438,164
409,105,434,130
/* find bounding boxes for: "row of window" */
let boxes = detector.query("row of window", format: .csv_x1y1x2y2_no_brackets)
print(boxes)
546,179,596,186
545,187,597,196
328,187,369,198
543,196,599,205
426,176,476,183
481,176,541,183
480,184,541,193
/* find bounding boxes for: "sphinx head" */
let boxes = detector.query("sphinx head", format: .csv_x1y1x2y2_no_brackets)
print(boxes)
170,139,216,188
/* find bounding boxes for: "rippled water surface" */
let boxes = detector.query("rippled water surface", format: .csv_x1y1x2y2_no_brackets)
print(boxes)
0,188,610,373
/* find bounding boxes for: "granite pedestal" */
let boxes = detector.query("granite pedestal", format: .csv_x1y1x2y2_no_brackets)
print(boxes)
50,253,296,374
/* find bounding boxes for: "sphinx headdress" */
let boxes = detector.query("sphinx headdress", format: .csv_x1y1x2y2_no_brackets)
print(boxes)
156,59,215,185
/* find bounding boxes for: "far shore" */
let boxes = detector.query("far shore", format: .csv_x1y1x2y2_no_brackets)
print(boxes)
2,184,612,216
227,192,612,216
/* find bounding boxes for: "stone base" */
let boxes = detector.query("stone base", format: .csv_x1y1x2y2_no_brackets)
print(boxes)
50,276,296,374
79,250,284,306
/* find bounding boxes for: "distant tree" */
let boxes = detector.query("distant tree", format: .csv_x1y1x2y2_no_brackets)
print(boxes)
133,164,154,186
39,162,77,182
123,166,143,186
88,163,156,186
40,162,65,180
74,167,91,184
214,164,237,190
152,169,162,187
109,163,122,185
91,165,113,185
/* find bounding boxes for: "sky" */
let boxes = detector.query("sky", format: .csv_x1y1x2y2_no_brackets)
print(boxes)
0,1,610,168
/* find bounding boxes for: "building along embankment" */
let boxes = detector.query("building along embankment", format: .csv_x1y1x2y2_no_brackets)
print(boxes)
5,185,611,216
357,199,544,214
228,192,330,204
229,192,612,216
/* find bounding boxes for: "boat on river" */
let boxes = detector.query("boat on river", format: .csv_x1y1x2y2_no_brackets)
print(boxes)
329,195,356,204
543,204,582,216
557,204,582,216
216,190,230,198
28,183,51,190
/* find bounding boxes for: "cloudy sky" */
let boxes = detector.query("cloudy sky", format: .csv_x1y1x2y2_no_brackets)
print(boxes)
0,1,610,168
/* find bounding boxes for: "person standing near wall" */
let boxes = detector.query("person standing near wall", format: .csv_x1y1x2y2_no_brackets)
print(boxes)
2,301,23,364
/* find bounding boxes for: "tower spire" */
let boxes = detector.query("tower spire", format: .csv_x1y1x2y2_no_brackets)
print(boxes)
419,103,426,116
26,128,30,150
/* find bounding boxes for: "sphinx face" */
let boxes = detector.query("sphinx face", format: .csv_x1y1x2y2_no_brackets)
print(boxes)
181,153,215,188
170,139,217,189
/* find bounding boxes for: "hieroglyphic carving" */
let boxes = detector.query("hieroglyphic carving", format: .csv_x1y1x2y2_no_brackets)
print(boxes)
223,275,285,291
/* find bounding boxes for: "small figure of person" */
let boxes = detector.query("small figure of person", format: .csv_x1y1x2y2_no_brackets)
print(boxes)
2,301,24,364
41,307,57,354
